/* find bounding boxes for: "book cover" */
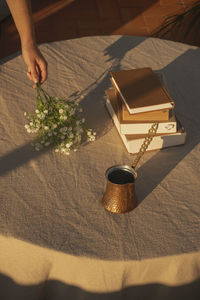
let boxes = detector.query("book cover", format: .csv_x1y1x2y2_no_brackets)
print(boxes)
110,67,175,114
118,71,171,122
105,88,177,135
105,94,186,154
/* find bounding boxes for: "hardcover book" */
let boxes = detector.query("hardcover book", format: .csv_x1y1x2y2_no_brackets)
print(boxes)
105,94,186,154
121,95,170,122
110,67,175,114
122,126,186,154
116,71,171,122
105,88,177,135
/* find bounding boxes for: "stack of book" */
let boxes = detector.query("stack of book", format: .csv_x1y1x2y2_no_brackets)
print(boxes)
105,67,186,154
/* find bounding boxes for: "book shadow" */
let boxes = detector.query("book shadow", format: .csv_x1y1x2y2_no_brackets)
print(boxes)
134,47,200,203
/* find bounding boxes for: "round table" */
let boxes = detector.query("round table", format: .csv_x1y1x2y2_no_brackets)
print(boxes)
0,35,200,299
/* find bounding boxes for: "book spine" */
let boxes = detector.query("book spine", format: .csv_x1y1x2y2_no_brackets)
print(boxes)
111,78,133,114
105,98,130,152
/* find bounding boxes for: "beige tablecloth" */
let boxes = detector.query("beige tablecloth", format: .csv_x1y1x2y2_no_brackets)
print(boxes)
0,35,200,299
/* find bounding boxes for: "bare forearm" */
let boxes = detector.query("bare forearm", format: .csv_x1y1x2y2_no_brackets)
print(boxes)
6,0,36,47
6,0,47,87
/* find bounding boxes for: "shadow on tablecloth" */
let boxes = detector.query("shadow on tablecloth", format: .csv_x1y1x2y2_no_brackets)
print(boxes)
0,272,199,300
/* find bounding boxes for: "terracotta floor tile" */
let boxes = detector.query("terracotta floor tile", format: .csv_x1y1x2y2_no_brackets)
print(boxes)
143,3,184,18
120,9,146,28
159,0,184,4
183,0,199,3
36,19,78,42
0,0,199,59
114,24,149,36
47,1,99,19
144,16,166,34
118,0,158,7
77,19,122,31
96,0,121,18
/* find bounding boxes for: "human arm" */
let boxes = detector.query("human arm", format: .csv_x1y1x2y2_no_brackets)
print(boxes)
6,0,47,87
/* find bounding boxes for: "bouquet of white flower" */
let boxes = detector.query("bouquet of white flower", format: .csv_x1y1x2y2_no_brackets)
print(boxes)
24,83,96,155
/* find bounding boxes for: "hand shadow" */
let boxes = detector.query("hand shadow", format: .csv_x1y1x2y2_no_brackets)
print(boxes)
66,36,146,139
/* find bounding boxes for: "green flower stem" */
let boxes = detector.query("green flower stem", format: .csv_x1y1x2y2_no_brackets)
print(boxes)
36,83,52,105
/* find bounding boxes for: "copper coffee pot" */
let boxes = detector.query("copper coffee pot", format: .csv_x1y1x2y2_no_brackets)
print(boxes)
102,123,158,214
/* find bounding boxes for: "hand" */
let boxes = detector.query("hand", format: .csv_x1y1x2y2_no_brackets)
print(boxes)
22,43,48,88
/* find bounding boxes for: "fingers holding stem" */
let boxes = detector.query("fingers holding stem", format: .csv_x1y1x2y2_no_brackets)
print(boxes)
23,44,48,88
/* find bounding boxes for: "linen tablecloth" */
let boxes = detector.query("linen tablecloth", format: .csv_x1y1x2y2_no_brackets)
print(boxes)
0,35,200,299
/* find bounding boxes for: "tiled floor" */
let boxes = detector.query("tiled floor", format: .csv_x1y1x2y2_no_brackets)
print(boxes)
0,0,199,59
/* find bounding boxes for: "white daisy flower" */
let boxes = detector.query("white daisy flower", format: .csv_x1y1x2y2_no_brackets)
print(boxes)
40,113,45,120
88,135,96,142
87,131,91,136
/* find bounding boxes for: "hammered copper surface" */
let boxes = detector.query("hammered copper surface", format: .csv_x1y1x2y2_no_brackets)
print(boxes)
102,179,137,214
